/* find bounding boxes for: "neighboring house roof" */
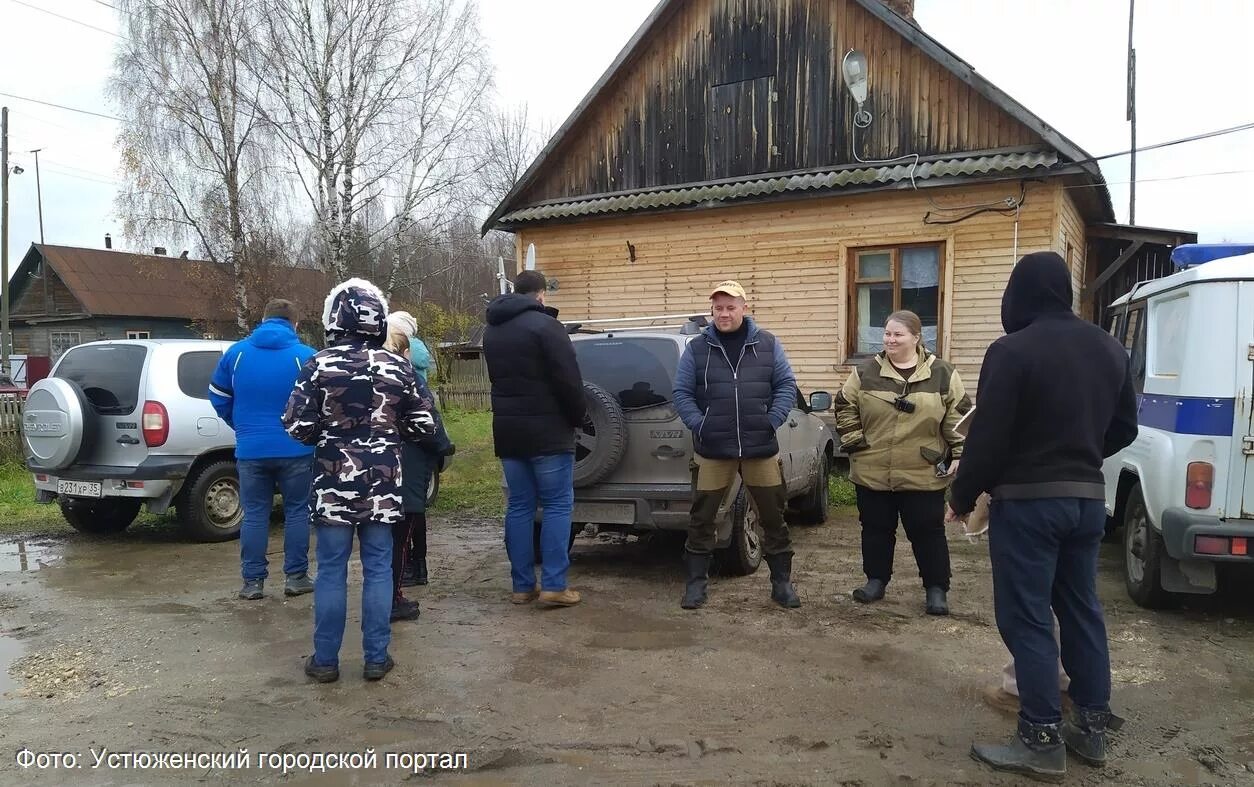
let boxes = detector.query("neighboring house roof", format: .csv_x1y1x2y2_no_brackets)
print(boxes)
484,0,1112,232
14,244,329,324
498,150,1058,225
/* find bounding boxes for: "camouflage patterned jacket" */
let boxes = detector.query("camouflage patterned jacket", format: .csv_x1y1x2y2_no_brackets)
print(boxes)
282,278,435,527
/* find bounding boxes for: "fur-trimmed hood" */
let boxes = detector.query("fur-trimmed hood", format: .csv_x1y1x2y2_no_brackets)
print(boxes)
323,278,389,343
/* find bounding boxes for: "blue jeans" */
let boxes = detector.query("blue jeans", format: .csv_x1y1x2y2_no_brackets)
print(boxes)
989,497,1111,726
502,453,574,593
311,523,393,668
238,456,313,581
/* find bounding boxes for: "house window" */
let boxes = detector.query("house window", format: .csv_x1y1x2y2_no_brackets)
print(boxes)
850,244,943,355
49,331,82,361
126,330,151,340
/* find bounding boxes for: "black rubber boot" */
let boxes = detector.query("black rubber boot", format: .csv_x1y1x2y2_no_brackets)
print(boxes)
1062,707,1111,766
852,578,886,603
971,719,1066,783
764,552,801,608
925,586,949,615
679,550,711,610
413,559,428,586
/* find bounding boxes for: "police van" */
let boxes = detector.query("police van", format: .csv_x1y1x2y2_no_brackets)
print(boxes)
1103,243,1254,608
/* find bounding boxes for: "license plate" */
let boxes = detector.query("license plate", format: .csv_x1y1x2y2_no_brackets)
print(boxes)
57,480,102,499
572,502,636,525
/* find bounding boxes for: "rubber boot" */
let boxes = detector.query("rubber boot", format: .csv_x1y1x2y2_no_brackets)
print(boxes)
971,719,1067,783
764,552,801,608
1062,707,1111,766
680,550,711,610
852,578,886,603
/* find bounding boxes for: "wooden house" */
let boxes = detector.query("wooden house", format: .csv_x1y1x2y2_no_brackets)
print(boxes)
483,0,1193,392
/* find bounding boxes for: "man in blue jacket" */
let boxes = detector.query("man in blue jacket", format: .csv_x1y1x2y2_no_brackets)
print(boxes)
672,281,800,610
209,299,317,600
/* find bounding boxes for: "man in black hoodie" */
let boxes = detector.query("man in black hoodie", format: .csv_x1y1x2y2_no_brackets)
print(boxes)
949,251,1137,782
483,270,587,607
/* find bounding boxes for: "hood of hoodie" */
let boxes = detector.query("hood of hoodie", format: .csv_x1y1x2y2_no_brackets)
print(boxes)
1001,251,1074,334
322,277,389,343
486,293,556,326
247,318,301,350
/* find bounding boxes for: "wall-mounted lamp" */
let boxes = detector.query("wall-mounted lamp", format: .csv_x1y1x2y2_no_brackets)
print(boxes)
841,49,869,108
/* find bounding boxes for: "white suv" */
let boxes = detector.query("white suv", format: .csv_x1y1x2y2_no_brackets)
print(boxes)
23,340,243,541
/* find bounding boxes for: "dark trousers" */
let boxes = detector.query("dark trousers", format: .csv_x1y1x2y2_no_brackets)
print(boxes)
408,512,427,561
989,497,1111,725
390,514,417,603
854,485,950,590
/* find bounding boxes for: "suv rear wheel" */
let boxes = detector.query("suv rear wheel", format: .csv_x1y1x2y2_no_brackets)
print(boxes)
178,460,243,542
59,498,142,535
1123,483,1171,609
716,486,763,576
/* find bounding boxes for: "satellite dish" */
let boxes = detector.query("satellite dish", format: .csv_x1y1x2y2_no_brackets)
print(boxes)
841,49,869,108
524,243,536,271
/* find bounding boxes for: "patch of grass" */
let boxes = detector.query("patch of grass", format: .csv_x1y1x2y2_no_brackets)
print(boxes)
431,409,504,518
0,462,70,536
829,469,858,508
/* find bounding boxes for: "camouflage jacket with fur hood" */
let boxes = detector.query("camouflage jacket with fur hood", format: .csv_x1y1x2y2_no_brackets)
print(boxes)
282,278,434,527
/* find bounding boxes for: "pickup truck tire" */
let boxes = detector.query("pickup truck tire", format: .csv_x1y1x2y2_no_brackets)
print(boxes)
793,455,830,525
573,382,628,488
59,497,141,535
1123,483,1171,609
716,486,763,576
178,460,243,542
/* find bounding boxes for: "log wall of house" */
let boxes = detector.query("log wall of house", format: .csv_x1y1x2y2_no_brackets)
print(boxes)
518,180,1068,395
12,268,79,318
520,0,1045,205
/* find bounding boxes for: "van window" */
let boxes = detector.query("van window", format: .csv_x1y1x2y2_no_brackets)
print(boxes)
1151,294,1188,378
1123,307,1146,393
178,351,222,400
55,344,147,415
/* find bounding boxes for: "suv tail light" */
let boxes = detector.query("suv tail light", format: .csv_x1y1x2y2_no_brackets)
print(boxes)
1185,462,1213,509
142,401,169,447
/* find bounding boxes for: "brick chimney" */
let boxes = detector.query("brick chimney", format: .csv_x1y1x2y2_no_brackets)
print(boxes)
880,0,915,21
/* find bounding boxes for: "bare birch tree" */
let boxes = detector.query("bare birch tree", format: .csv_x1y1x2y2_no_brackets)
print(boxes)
112,0,269,333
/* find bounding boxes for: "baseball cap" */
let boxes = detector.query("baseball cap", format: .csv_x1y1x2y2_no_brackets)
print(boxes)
709,280,747,299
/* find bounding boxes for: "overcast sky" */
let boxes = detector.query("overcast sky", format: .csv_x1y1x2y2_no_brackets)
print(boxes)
1,0,1251,269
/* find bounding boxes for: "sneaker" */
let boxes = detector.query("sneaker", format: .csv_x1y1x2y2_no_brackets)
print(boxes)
363,655,395,681
538,589,582,607
284,572,315,597
304,656,339,684
390,598,420,622
238,579,264,600
511,584,541,605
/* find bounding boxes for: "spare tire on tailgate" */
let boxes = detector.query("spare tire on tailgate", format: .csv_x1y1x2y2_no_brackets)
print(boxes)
22,378,91,470
573,381,628,487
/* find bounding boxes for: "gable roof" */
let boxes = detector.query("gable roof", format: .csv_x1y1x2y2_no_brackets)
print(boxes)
484,0,1111,232
14,244,329,324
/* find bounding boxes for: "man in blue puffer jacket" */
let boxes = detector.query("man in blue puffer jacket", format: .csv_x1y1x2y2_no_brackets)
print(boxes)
672,280,799,610
209,299,317,601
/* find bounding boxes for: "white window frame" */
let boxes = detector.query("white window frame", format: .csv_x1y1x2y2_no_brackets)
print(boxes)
49,330,82,360
126,330,152,340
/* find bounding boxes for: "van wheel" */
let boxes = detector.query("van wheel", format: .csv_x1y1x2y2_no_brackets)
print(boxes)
1123,484,1171,609
425,471,440,509
178,460,243,542
716,487,763,576
793,455,830,525
59,498,141,535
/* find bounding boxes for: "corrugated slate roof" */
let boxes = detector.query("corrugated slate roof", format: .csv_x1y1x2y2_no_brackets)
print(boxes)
23,245,329,323
497,150,1058,225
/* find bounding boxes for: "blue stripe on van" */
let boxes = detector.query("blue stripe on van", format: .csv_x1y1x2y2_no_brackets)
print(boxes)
1137,395,1235,436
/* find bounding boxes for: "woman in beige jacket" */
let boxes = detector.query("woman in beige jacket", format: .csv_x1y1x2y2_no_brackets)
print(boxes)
834,310,971,615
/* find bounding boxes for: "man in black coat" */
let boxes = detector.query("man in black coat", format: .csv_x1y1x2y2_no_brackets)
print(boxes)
948,251,1138,782
483,270,586,607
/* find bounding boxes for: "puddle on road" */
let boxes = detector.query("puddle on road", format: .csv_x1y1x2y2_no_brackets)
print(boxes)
0,634,24,700
0,541,60,573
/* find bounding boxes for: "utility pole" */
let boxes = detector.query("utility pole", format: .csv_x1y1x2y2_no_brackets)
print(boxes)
29,149,43,243
1,107,10,378
1127,0,1137,225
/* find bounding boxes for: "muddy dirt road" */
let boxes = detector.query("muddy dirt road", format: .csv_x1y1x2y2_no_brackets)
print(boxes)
1,512,1253,785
